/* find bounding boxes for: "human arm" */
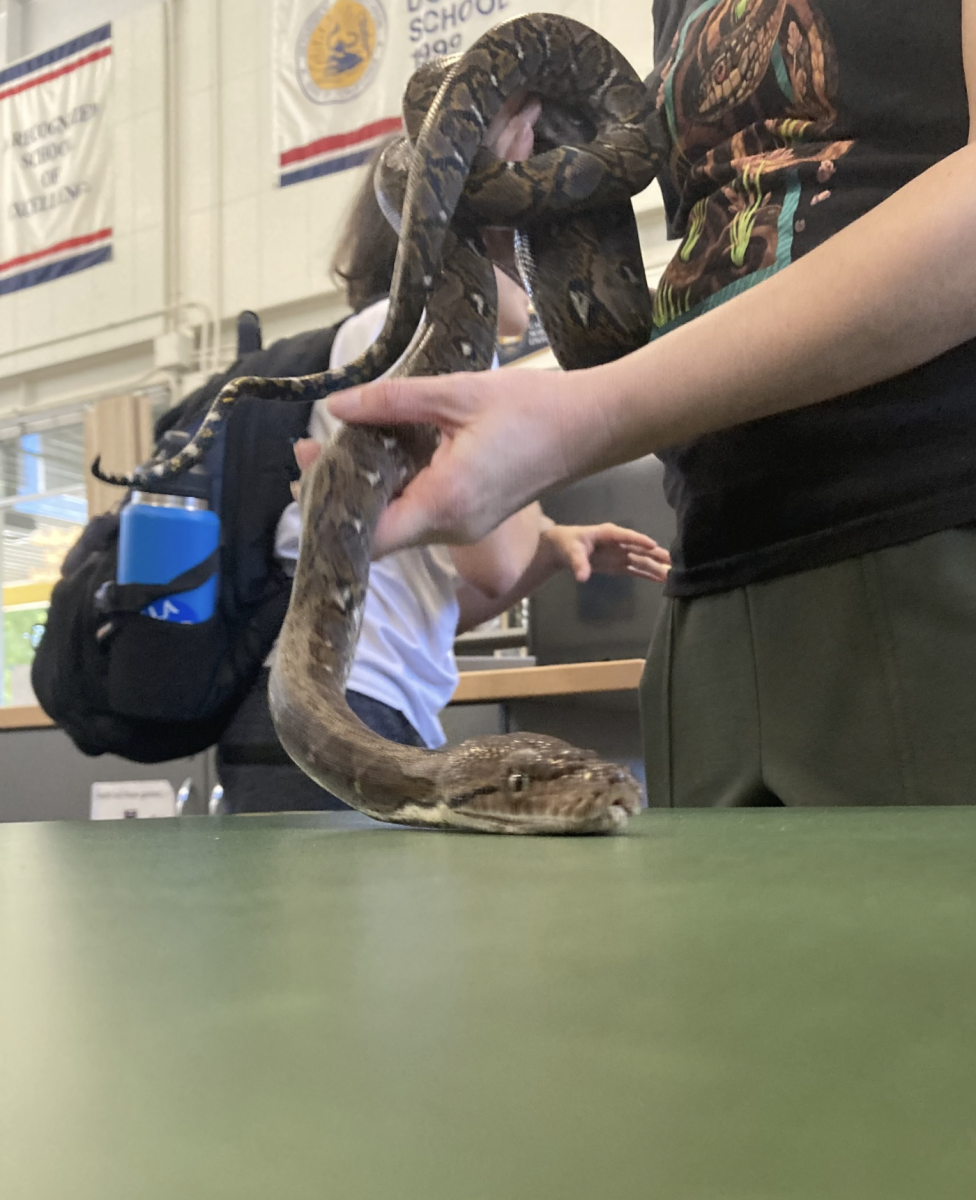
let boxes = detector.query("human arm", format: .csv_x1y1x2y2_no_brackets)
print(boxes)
454,513,670,634
449,502,548,604
329,4,976,555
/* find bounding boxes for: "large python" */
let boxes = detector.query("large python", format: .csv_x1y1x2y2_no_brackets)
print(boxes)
93,14,664,834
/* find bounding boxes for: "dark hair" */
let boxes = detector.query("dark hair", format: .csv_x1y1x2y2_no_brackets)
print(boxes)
330,135,401,313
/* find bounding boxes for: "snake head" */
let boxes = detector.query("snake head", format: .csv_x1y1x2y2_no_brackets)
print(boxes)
438,734,642,834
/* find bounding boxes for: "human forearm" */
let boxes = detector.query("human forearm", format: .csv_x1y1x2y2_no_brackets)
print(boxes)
454,519,561,633
449,503,546,600
329,128,976,555
454,520,670,632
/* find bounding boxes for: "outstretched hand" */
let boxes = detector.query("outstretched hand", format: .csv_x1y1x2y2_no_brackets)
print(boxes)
542,522,671,583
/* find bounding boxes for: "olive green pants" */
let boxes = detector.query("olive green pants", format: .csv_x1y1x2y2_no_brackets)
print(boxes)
640,526,976,806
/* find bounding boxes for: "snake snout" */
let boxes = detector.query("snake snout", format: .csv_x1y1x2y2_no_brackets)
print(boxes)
440,738,642,833
605,772,643,817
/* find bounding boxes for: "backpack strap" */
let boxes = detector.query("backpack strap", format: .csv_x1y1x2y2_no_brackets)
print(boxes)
94,550,220,616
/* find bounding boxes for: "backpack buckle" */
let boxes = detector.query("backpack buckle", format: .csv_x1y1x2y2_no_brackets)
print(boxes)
94,581,117,614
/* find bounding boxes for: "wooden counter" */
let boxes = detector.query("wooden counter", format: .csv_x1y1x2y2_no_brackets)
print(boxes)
0,705,53,730
451,658,644,703
0,661,645,732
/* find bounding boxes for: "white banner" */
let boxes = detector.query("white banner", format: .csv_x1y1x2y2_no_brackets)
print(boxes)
272,1,605,187
0,24,113,296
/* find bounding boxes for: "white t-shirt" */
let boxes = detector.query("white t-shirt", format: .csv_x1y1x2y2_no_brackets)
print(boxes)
274,298,460,748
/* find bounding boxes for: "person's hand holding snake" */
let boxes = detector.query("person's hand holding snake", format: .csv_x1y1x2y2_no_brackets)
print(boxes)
328,88,597,556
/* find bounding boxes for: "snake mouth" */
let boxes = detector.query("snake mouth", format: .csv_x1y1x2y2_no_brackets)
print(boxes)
610,797,638,825
430,805,635,836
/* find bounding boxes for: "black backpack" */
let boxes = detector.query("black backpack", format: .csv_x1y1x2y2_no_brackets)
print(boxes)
30,316,341,763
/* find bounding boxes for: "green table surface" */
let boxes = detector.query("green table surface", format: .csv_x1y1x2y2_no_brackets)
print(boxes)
1,808,974,1200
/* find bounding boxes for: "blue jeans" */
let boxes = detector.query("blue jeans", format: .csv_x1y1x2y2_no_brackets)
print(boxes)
346,690,426,749
309,690,426,810
218,679,426,813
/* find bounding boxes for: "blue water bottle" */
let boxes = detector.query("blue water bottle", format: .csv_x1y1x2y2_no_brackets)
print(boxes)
117,432,220,623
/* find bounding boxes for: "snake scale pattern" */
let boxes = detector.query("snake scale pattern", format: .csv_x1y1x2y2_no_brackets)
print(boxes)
93,14,665,834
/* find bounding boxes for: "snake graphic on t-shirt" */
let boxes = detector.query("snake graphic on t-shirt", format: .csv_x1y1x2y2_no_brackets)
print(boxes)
650,0,854,331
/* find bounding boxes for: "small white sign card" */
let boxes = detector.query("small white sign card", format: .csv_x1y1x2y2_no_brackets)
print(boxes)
90,780,176,820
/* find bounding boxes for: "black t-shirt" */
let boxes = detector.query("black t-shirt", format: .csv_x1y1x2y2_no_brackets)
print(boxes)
647,0,975,595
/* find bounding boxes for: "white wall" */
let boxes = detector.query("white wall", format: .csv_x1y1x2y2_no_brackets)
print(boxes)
0,0,669,428
19,0,159,52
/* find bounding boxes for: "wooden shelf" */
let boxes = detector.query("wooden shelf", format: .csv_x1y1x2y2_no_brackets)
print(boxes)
451,659,644,703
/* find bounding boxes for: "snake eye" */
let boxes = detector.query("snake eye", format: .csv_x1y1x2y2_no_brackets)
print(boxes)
507,772,528,794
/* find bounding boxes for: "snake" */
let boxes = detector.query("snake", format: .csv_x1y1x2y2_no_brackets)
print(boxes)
91,14,663,834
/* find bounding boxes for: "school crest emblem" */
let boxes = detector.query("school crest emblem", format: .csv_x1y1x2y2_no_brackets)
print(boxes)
295,0,387,104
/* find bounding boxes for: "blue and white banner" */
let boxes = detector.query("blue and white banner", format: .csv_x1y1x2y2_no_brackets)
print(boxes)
272,1,603,188
0,24,113,296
